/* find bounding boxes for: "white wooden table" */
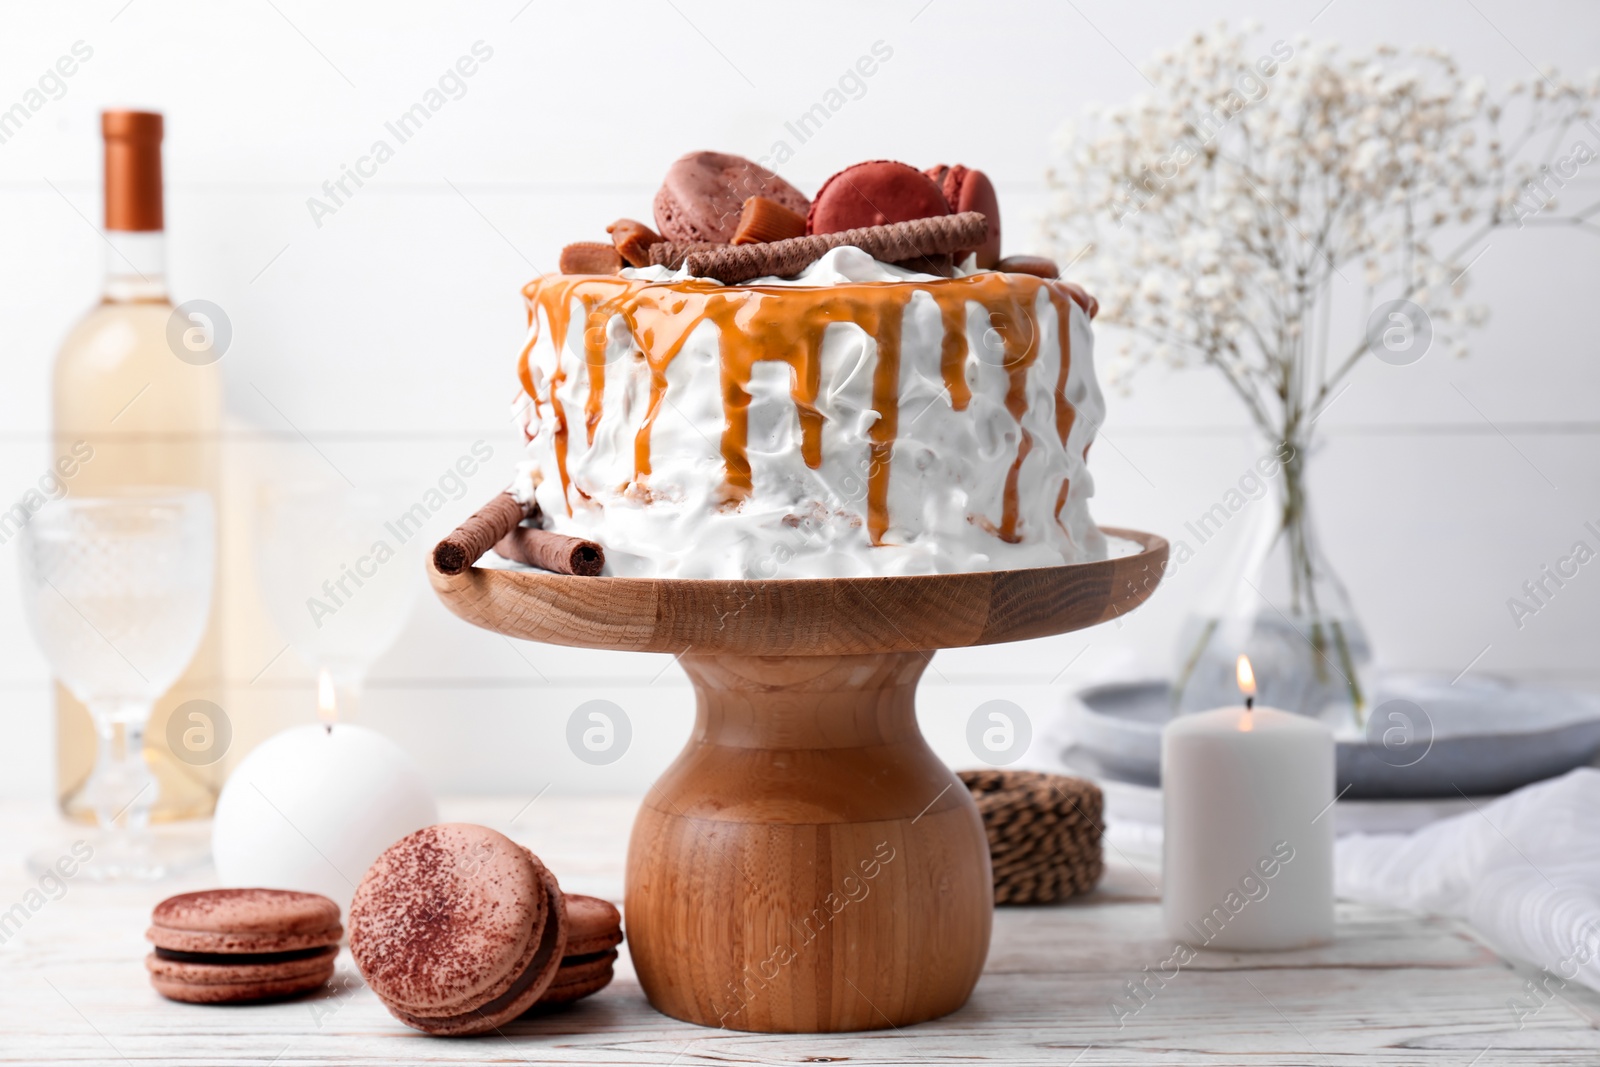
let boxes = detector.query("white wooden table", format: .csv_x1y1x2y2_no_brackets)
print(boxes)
3,796,1598,1066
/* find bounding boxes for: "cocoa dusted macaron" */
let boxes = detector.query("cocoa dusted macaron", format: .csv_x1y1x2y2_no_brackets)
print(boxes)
537,893,623,1007
349,824,567,1036
145,888,341,1004
806,159,950,235
654,150,810,244
925,164,1002,268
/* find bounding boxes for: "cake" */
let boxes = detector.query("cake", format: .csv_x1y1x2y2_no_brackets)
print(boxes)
510,153,1107,579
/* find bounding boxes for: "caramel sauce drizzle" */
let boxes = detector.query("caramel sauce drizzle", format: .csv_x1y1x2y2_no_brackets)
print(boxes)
1050,287,1078,542
519,273,1084,541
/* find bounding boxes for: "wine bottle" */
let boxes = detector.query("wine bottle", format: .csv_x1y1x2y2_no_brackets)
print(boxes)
51,110,224,821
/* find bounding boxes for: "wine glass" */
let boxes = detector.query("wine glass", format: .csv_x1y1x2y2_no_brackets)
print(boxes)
255,481,419,724
17,490,215,880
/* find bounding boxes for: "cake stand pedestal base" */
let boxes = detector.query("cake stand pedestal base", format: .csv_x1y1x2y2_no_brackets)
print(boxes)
429,527,1168,1033
627,651,989,1032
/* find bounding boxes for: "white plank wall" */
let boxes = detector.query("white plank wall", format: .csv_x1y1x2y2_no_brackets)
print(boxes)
1,0,1598,799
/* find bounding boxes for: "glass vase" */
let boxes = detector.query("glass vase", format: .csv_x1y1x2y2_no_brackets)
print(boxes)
1171,440,1372,734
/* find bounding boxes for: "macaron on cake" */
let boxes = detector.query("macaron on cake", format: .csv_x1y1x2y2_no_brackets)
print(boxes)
537,893,623,1007
654,150,810,244
924,163,1002,267
145,888,341,1004
349,823,567,1036
805,158,951,233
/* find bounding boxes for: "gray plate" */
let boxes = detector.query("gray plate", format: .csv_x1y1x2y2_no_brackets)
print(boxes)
1061,675,1600,799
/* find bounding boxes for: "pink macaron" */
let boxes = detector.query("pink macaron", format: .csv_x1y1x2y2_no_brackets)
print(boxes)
654,151,810,244
806,159,951,235
925,163,1002,268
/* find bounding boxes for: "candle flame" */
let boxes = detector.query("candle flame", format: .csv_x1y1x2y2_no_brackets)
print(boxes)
317,668,337,728
1236,654,1257,698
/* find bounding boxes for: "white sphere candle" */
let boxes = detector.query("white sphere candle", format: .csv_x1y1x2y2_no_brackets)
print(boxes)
212,671,437,915
1161,656,1334,950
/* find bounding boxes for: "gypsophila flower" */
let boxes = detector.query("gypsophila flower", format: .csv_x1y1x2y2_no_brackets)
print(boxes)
1044,22,1600,444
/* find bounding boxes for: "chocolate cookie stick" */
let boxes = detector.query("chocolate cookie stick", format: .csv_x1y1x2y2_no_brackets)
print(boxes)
433,492,525,575
647,240,723,270
433,492,605,577
685,212,988,284
495,525,604,577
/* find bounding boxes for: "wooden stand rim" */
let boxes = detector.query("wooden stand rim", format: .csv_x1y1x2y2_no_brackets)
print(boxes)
428,526,1167,656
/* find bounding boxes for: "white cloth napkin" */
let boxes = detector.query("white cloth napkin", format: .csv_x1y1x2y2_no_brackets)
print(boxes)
1336,768,1600,993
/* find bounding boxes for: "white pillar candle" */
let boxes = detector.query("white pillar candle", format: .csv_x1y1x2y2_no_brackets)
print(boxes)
212,670,437,915
1161,656,1334,950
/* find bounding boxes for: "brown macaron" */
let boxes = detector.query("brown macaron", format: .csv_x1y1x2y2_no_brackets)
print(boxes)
539,948,619,1006
536,893,623,1009
654,151,810,244
559,894,623,957
806,160,950,236
994,253,1060,279
925,164,1002,268
349,824,568,1037
145,888,341,1004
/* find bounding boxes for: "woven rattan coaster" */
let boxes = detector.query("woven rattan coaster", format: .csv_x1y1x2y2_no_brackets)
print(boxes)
957,769,1105,905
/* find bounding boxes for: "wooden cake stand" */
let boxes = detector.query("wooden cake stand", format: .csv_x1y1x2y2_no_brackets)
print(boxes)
429,528,1167,1033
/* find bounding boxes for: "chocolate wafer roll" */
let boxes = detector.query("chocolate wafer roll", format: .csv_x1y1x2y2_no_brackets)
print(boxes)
495,525,605,577
433,492,529,576
647,241,724,270
684,212,988,285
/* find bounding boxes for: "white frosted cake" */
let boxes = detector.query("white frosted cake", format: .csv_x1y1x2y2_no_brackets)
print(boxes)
512,246,1106,578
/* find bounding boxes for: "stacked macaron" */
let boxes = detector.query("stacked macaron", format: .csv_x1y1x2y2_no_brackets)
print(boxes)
145,888,341,1003
540,893,623,1006
560,149,1085,293
349,823,578,1036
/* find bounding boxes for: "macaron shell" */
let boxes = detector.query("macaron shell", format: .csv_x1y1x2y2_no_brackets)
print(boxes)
539,950,618,1006
349,823,545,1017
147,888,342,955
538,970,613,1006
146,926,341,955
150,969,335,1004
926,164,1001,268
385,864,568,1036
554,949,618,986
654,151,810,244
561,894,623,957
152,888,341,936
405,873,548,1020
146,946,338,987
806,160,950,236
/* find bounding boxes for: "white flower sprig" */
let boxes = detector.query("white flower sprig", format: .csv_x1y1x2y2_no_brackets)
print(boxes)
1046,22,1600,443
